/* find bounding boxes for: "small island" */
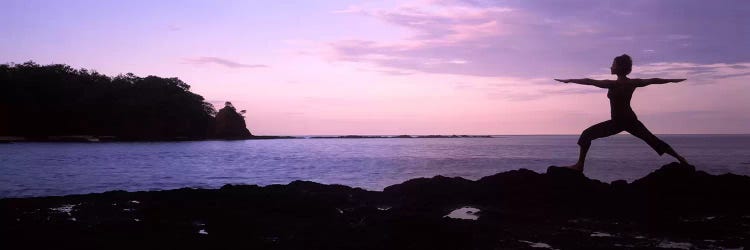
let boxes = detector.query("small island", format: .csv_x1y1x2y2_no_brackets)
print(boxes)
0,62,291,141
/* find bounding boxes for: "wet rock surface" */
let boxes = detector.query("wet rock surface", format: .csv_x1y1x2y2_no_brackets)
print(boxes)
2,163,749,249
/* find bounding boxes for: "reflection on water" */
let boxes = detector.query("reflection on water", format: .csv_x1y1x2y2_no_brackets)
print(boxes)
519,240,556,249
590,232,613,237
444,206,480,220
1,135,749,197
50,204,76,215
657,240,692,250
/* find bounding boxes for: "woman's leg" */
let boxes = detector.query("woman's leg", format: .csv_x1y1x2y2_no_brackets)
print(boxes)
568,120,623,171
626,120,689,165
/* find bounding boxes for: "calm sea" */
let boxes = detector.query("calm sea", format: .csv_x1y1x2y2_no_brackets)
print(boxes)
1,135,749,198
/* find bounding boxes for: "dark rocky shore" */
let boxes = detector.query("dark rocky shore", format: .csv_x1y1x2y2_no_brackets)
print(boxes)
2,163,749,249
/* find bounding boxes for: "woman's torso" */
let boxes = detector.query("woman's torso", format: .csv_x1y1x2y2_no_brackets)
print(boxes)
607,83,638,122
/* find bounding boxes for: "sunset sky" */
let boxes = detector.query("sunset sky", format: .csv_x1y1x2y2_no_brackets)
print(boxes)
2,0,749,135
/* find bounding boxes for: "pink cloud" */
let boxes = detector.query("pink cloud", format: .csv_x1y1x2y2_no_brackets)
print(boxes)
182,57,269,69
326,0,750,79
326,1,589,77
631,62,750,83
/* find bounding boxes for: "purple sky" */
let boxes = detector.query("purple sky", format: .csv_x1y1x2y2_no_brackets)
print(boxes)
2,0,749,135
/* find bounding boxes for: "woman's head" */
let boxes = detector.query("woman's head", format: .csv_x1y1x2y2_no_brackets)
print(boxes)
611,54,632,76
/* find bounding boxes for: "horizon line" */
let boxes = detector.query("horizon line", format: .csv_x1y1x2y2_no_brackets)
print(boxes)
264,133,750,137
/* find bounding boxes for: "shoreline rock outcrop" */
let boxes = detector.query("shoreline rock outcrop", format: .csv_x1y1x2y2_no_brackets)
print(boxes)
212,102,252,139
2,163,749,249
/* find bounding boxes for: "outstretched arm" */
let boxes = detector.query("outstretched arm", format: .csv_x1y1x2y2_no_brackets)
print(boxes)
555,78,613,88
632,78,686,87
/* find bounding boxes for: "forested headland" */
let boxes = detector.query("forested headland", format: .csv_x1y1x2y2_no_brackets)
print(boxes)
0,62,253,141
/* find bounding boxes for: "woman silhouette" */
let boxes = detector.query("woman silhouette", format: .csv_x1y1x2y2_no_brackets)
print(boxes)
555,54,689,171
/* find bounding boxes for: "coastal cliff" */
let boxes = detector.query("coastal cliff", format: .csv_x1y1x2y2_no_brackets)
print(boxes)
2,163,748,249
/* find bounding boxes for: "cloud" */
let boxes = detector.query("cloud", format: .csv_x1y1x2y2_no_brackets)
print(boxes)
631,62,750,84
716,72,750,79
451,77,604,101
182,57,269,69
486,85,604,101
166,24,182,32
332,5,364,14
326,0,750,78
361,67,416,76
328,2,529,76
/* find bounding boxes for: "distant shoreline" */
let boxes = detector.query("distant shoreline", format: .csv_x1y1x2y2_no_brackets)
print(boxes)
2,134,748,143
0,134,495,142
0,135,296,143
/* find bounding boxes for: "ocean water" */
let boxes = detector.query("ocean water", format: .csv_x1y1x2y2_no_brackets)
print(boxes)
1,135,749,198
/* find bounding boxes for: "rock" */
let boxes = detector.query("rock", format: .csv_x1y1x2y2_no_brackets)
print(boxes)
630,162,750,216
611,179,628,186
632,162,696,186
546,165,585,178
383,175,475,215
2,163,750,249
213,102,252,139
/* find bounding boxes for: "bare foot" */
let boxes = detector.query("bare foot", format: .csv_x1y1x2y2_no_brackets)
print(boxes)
563,163,584,172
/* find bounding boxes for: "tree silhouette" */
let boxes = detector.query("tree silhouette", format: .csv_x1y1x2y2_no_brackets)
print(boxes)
214,102,252,138
0,61,237,140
